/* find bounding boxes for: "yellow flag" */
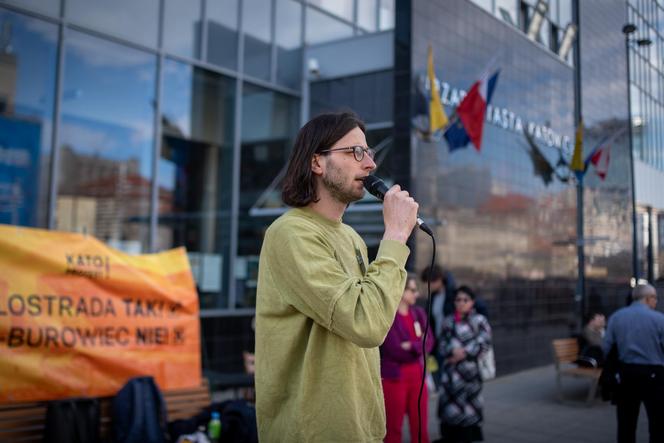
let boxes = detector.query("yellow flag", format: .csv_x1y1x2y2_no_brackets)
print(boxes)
428,45,448,133
570,119,584,173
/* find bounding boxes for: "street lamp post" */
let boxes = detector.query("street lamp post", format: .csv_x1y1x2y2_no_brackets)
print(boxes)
622,23,651,283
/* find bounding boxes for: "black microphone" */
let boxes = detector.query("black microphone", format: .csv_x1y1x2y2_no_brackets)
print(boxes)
363,175,433,236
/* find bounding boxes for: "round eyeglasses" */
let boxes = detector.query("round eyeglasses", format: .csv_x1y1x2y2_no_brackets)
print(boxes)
319,145,376,162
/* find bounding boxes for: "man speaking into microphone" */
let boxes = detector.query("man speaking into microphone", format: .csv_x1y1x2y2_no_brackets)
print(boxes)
255,111,420,442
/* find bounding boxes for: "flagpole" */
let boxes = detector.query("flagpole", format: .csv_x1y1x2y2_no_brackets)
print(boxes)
573,0,586,330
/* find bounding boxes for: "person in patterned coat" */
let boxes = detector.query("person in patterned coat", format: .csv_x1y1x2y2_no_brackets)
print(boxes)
437,285,492,443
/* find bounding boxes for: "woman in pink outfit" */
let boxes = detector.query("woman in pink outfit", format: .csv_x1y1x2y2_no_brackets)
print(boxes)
380,274,434,443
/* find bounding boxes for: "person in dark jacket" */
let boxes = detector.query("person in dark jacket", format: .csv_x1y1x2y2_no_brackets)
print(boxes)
380,274,434,443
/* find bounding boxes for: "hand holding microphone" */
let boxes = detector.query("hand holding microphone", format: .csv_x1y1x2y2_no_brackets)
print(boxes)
363,175,433,243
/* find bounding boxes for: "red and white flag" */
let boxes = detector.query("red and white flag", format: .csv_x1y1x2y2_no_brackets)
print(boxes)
456,69,500,151
588,144,610,180
583,128,625,180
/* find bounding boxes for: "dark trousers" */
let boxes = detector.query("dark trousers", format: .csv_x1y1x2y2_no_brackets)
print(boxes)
616,364,664,443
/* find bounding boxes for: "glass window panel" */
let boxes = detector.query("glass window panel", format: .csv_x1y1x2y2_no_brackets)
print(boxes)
3,0,60,17
276,0,302,90
308,0,353,21
206,0,239,70
653,66,660,100
496,0,518,26
379,0,394,30
160,59,235,309
57,30,156,253
470,0,493,13
357,0,377,32
558,0,572,26
237,83,299,308
633,85,643,159
66,0,159,47
306,6,353,45
548,0,559,23
310,70,393,123
537,17,551,48
163,0,202,59
242,0,271,80
0,10,57,227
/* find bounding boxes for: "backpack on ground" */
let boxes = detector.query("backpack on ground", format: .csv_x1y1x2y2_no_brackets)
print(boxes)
112,376,168,443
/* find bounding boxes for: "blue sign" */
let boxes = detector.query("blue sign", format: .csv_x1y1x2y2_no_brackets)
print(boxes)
0,115,42,226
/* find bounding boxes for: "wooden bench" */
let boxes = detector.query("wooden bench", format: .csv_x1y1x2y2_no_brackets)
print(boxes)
0,379,211,442
551,338,602,405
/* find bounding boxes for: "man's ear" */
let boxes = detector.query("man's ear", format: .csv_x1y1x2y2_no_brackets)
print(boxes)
311,154,324,176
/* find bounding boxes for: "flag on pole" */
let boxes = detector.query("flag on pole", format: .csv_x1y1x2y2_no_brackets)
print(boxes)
587,144,610,180
583,128,625,180
445,68,500,151
570,120,585,180
523,128,555,185
443,118,471,151
427,45,448,134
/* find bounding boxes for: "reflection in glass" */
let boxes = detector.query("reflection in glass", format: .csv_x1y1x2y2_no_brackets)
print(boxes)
66,0,159,47
159,59,235,309
379,0,395,31
238,83,299,308
206,0,238,70
276,0,302,89
548,0,559,23
538,17,551,48
163,0,202,59
3,0,59,17
470,0,492,13
558,0,572,27
310,70,393,124
658,213,664,281
495,0,518,27
57,31,156,253
0,10,57,227
306,6,353,45
308,0,353,21
357,0,378,32
243,0,271,80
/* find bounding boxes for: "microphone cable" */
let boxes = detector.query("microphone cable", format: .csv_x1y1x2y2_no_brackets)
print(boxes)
417,231,436,443
361,175,435,442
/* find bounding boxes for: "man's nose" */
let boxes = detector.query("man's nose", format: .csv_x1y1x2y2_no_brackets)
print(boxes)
362,154,376,171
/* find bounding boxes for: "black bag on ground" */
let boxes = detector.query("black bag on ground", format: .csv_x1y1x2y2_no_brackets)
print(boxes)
219,399,258,443
44,397,100,443
112,376,168,443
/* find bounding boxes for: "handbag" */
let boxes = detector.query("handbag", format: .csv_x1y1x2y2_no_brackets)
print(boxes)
478,346,496,381
467,315,496,381
468,316,496,381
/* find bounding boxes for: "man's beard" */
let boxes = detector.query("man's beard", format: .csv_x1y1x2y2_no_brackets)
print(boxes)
321,161,364,204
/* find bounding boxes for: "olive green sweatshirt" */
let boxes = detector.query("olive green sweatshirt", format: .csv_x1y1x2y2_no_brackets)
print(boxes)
255,207,409,442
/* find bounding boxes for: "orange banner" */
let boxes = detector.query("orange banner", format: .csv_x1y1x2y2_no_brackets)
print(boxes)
0,225,201,403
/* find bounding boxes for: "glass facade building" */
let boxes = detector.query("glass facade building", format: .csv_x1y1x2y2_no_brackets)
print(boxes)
0,0,661,375
626,0,664,283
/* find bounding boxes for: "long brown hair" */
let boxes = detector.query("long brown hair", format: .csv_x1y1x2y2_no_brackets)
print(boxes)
281,111,365,207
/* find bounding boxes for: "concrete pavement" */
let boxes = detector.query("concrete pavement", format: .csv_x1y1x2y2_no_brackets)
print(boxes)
410,364,650,442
